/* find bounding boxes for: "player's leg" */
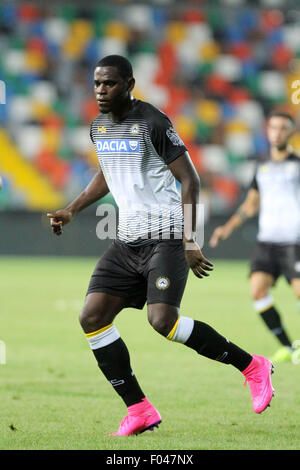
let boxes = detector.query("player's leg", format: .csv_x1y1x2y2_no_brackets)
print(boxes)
79,292,145,408
147,302,274,414
147,302,252,370
250,241,295,361
80,291,161,436
251,271,293,358
146,241,274,414
147,241,252,370
81,241,163,436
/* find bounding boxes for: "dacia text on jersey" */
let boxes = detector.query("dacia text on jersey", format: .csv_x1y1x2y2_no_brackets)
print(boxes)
96,139,140,153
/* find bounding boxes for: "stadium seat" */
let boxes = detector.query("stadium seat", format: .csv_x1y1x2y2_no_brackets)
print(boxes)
1,1,299,214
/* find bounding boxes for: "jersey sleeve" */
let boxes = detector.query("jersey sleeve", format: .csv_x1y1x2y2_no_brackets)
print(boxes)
249,173,258,191
248,160,260,191
90,121,95,144
150,113,187,165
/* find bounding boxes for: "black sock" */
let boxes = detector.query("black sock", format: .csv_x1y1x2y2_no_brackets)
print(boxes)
185,320,253,371
92,338,145,407
260,306,292,348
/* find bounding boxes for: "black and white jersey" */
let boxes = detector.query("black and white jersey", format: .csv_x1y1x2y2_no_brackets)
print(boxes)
250,154,300,244
90,98,187,244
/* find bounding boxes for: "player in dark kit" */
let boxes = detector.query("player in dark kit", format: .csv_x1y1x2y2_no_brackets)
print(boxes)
47,55,274,436
210,111,300,363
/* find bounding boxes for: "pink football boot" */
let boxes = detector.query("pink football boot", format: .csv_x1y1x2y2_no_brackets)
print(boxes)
108,398,162,436
242,354,275,414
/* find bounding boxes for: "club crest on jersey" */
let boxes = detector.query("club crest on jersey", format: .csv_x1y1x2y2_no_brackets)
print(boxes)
130,123,140,135
259,164,269,173
96,139,140,153
155,276,170,290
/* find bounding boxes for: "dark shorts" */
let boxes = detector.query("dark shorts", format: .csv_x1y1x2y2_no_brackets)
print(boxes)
87,239,190,309
250,242,300,284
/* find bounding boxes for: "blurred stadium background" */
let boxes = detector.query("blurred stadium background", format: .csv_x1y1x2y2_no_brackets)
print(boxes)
1,0,300,257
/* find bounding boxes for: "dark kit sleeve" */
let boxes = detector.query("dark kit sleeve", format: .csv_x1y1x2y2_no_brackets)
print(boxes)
150,113,187,165
249,173,258,191
90,123,95,144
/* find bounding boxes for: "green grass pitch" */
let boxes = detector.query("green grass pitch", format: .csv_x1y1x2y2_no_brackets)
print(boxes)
0,256,299,450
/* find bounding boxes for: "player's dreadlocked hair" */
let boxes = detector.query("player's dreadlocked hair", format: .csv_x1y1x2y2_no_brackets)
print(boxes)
95,55,133,81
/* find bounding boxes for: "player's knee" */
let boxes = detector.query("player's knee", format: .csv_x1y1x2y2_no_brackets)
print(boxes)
79,293,123,334
147,304,178,337
79,306,97,332
78,305,110,333
148,314,171,336
251,287,269,301
252,291,268,301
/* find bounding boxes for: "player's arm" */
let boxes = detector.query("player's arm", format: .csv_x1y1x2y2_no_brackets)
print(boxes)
47,168,109,236
209,188,260,248
168,152,214,279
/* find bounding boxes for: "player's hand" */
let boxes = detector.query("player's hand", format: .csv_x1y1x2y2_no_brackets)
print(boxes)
47,209,73,236
183,240,214,279
209,226,231,248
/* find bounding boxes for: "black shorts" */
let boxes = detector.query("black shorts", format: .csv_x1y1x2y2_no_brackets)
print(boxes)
250,242,300,284
87,239,190,309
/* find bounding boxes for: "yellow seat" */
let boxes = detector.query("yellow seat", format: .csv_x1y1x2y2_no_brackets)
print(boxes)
174,115,197,142
0,129,65,210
